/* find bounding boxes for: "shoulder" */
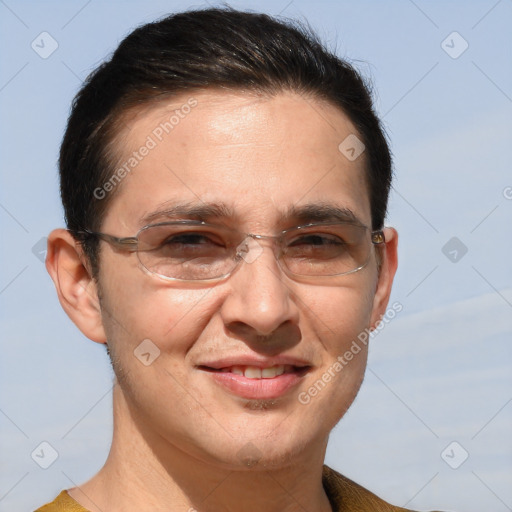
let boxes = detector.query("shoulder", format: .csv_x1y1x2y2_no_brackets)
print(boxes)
34,490,89,512
322,465,443,512
37,470,446,512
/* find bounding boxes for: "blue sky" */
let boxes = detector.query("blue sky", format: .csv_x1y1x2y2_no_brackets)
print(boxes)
1,1,511,510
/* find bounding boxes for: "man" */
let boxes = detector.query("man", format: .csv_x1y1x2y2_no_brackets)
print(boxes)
38,7,440,512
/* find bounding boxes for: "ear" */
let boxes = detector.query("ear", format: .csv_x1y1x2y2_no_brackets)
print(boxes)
45,229,107,344
369,227,398,329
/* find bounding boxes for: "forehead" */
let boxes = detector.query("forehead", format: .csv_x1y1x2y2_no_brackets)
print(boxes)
103,89,371,231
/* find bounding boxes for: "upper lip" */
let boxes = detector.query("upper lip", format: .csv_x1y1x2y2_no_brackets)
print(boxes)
197,355,312,370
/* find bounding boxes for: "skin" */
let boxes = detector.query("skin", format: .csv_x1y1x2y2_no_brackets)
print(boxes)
46,89,398,512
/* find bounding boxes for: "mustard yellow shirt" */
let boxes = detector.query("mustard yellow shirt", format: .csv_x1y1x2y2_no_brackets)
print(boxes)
35,465,442,511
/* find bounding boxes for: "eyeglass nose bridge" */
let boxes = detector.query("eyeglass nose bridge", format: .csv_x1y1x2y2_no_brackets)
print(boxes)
235,233,282,266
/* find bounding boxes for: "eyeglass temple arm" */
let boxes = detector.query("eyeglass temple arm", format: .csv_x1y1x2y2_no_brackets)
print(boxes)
74,230,139,252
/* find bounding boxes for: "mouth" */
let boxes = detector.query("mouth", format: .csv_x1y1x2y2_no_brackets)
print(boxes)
200,364,309,378
197,363,312,400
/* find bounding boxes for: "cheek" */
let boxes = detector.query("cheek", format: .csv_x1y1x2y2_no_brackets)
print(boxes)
297,279,375,417
101,286,214,351
96,253,219,359
98,277,221,420
305,276,377,353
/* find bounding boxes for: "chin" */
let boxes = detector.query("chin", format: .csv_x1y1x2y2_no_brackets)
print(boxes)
201,441,310,472
192,418,325,472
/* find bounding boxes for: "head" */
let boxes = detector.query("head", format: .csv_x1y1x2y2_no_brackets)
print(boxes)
47,7,397,470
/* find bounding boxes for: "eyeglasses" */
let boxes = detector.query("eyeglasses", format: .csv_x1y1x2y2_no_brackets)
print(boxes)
78,220,385,282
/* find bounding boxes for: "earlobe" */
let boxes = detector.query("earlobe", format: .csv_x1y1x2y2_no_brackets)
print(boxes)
370,227,399,329
45,229,107,344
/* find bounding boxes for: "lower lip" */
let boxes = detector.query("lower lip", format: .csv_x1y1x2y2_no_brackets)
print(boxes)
205,369,306,400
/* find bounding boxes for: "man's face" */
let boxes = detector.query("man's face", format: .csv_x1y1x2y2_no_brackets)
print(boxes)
95,90,391,468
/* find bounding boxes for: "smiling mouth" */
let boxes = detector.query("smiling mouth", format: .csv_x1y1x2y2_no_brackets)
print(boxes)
199,364,311,379
198,364,311,400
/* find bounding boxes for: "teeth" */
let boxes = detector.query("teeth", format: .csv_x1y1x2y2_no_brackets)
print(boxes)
262,366,285,378
261,367,275,378
244,367,262,379
222,365,288,379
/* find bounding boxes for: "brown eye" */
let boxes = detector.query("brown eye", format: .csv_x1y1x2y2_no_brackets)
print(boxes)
289,234,345,247
161,233,219,246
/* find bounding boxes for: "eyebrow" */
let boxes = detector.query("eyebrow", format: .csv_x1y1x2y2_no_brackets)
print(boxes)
140,201,362,227
285,203,361,226
140,201,234,226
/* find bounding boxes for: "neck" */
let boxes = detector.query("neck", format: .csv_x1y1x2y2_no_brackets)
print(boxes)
70,384,333,512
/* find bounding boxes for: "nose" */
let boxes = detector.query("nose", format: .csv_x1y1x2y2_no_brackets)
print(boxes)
219,237,300,342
